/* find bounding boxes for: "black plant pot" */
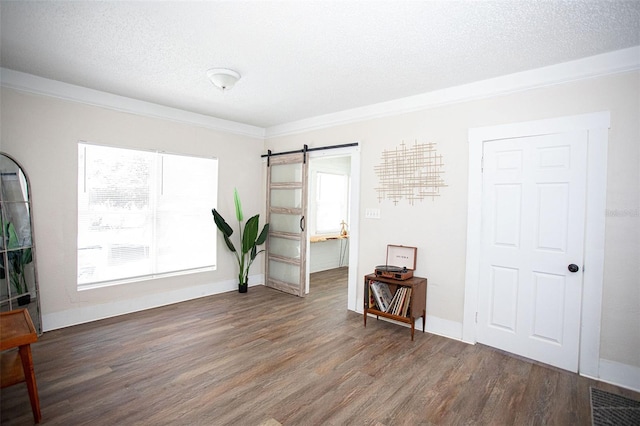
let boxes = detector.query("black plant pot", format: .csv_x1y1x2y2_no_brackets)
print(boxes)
238,282,248,293
17,294,31,306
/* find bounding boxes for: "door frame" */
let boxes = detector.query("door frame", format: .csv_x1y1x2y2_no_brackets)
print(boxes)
462,111,610,376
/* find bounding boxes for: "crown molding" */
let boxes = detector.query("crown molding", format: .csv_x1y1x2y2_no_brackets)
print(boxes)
265,46,640,139
3,46,638,141
0,68,266,139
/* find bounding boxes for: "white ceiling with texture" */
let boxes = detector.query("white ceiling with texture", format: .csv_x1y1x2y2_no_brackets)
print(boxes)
1,1,639,129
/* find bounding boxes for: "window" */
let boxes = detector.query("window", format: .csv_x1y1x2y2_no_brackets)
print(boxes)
77,143,218,288
315,172,349,234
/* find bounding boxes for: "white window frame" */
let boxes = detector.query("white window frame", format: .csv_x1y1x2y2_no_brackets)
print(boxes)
314,171,349,235
77,142,218,289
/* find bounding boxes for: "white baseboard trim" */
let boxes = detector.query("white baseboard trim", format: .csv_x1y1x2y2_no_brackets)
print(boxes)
424,315,464,341
596,358,640,393
42,274,264,332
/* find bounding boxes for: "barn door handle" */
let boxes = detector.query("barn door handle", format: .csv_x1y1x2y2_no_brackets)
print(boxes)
300,216,305,232
568,264,579,273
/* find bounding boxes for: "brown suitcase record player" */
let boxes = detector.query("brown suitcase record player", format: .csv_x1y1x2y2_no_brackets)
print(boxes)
375,264,414,280
374,245,417,280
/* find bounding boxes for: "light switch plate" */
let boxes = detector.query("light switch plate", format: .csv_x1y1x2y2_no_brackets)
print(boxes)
365,208,381,219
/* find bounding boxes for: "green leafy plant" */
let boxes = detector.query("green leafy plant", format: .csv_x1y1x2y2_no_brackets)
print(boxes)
212,189,269,290
2,222,33,295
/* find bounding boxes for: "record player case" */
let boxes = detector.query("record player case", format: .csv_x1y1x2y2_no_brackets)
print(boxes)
374,245,417,280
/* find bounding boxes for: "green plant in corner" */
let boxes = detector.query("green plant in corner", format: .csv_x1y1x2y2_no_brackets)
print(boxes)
212,189,269,293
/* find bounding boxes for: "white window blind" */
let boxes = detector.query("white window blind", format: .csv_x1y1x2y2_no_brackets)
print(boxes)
77,143,217,288
315,172,349,234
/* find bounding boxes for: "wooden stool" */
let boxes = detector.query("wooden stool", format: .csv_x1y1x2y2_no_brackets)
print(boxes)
1,309,41,423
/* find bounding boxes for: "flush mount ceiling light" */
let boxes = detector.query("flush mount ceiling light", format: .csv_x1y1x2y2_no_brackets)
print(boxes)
206,68,241,91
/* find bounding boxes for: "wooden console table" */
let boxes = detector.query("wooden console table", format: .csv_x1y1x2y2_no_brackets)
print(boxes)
1,309,41,423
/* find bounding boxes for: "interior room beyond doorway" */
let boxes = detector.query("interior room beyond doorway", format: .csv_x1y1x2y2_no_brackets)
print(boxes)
308,155,351,292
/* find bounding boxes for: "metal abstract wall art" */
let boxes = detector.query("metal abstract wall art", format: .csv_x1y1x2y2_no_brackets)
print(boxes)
374,141,446,205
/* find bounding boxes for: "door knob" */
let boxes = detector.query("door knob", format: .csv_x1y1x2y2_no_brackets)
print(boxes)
568,264,579,273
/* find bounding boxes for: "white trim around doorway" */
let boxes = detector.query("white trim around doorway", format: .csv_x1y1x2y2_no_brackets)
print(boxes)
462,111,610,378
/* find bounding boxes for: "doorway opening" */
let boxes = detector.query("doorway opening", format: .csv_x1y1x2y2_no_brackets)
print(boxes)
307,147,360,311
308,155,351,295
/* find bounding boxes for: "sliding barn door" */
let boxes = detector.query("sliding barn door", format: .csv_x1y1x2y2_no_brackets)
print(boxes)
265,153,308,296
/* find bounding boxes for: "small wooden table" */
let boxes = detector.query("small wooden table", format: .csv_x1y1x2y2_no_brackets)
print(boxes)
364,274,427,341
1,309,41,423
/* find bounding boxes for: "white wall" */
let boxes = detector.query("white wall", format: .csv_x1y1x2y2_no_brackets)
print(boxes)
264,71,640,378
0,88,266,330
309,239,349,273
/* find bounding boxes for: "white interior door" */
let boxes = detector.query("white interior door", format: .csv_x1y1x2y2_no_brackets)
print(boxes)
477,131,588,371
265,153,308,297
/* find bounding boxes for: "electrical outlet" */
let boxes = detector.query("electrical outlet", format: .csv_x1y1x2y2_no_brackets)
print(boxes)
365,208,381,219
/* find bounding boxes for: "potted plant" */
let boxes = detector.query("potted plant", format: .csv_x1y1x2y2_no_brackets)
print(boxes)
212,189,269,293
3,222,33,305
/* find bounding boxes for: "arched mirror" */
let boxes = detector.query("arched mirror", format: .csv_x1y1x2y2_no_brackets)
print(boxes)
1,152,41,334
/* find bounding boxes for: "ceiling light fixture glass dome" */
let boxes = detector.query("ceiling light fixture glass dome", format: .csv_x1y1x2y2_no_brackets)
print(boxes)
206,68,241,91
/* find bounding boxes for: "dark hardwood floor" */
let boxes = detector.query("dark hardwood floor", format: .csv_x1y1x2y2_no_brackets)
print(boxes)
2,267,638,425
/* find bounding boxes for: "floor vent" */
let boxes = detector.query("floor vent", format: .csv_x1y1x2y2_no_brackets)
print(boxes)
590,387,640,426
